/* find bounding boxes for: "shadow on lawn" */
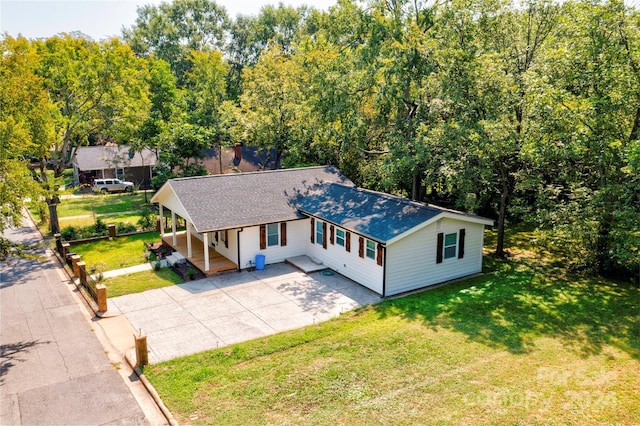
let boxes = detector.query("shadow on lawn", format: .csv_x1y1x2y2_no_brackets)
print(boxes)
376,261,640,358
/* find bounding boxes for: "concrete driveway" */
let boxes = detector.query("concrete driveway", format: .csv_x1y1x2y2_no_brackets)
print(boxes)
109,263,380,364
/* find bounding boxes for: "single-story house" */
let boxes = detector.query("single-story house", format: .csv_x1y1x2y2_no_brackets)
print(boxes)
150,166,494,297
72,145,159,188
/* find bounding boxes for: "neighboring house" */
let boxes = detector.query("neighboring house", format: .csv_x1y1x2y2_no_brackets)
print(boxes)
201,144,280,174
72,145,159,188
150,166,494,297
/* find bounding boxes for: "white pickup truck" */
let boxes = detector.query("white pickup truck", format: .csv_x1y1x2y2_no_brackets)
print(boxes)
92,178,134,193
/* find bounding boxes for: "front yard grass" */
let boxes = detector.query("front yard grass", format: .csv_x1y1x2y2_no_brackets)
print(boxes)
144,231,640,425
57,192,152,217
103,268,183,298
71,231,160,272
58,213,144,229
29,190,154,235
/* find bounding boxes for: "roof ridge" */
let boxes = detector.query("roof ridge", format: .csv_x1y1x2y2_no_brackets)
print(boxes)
169,165,336,183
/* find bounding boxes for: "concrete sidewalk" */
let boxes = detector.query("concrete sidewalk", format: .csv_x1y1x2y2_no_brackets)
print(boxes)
110,263,380,364
97,262,152,280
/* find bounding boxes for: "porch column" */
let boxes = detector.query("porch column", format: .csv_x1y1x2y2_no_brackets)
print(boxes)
186,222,192,258
171,211,177,245
203,232,210,271
159,205,165,236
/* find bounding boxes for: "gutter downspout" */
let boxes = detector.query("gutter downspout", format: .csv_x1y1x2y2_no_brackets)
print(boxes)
382,245,387,298
237,228,243,272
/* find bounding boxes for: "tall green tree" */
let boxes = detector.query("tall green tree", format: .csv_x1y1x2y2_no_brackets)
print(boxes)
185,50,229,136
233,46,307,168
132,58,179,194
469,0,559,257
227,4,317,98
183,49,230,173
35,35,150,177
532,0,640,276
123,0,229,84
0,36,54,255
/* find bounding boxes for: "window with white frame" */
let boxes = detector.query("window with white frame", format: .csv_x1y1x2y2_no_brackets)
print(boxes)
444,232,457,259
315,220,323,246
336,228,345,247
365,239,375,259
267,223,279,247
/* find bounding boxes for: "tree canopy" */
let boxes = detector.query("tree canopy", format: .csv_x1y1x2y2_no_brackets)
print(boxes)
1,0,638,279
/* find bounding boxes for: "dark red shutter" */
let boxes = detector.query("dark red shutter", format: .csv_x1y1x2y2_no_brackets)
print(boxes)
458,228,465,259
280,222,287,246
346,232,351,252
330,225,334,245
310,218,315,243
436,232,444,264
224,230,228,248
260,224,266,250
358,237,364,258
376,243,383,266
322,222,327,249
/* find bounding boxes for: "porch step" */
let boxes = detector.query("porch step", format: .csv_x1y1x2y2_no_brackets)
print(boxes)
285,255,326,273
165,254,178,266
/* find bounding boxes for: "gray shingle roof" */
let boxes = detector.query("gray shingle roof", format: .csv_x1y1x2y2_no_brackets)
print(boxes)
296,183,447,243
167,166,352,233
73,145,158,171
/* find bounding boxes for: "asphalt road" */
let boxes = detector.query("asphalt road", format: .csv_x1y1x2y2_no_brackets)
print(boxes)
0,220,148,425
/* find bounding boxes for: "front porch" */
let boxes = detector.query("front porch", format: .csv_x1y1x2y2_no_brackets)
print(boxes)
162,231,237,277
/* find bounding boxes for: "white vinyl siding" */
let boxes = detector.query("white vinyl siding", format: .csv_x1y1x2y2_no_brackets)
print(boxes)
239,219,308,268
385,219,486,297
307,229,383,295
211,229,237,266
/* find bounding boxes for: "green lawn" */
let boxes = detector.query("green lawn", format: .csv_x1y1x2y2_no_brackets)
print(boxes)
59,213,144,229
28,189,155,234
57,192,152,217
144,232,640,425
71,231,160,272
103,268,183,298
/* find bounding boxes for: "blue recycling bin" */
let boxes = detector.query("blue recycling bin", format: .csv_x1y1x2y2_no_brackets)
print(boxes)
255,254,266,270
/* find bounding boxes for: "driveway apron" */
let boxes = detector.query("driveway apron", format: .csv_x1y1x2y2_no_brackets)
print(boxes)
110,263,380,364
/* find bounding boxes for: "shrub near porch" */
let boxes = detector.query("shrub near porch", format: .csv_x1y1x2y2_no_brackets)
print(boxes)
71,231,160,272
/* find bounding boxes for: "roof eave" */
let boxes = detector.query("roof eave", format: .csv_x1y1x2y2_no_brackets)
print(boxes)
150,181,196,228
386,211,494,245
298,209,387,244
195,215,308,235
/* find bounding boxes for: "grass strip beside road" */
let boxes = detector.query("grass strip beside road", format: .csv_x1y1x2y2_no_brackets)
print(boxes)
104,268,183,298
